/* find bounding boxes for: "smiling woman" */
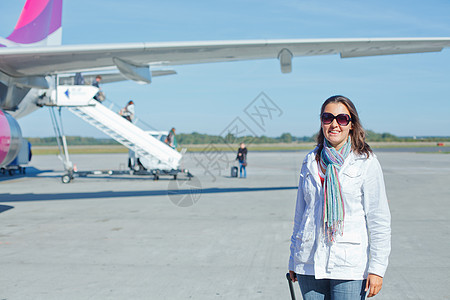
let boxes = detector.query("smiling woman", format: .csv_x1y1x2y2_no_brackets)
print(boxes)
289,95,391,300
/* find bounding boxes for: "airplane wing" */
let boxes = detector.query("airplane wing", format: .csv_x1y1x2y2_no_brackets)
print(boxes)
1,37,449,78
58,70,177,85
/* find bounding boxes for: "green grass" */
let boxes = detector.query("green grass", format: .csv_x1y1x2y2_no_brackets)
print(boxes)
32,145,129,155
417,151,450,154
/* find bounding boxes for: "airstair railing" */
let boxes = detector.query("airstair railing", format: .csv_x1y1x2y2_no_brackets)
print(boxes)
101,98,159,132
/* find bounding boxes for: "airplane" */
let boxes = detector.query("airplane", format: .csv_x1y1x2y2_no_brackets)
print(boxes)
1,0,450,174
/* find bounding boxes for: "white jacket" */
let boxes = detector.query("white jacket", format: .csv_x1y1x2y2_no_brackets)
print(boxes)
289,149,391,280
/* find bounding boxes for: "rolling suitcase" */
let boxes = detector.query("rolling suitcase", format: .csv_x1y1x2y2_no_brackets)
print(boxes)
231,166,238,177
286,273,297,300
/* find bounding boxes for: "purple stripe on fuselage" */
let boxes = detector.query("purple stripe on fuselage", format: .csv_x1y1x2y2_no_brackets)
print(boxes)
7,0,62,44
50,0,63,31
0,44,6,47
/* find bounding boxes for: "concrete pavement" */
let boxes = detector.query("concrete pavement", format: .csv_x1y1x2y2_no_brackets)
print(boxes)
0,151,449,299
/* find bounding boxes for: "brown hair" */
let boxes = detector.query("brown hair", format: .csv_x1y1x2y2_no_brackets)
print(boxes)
316,95,372,161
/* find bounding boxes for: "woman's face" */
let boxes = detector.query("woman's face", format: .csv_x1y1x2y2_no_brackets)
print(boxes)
321,102,353,150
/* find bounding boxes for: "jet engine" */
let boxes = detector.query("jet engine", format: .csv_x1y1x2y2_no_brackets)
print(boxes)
0,110,22,167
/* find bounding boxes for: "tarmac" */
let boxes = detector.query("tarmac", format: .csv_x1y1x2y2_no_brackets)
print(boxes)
0,150,449,299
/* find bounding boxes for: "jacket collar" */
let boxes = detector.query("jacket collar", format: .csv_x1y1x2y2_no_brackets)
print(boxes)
304,148,362,185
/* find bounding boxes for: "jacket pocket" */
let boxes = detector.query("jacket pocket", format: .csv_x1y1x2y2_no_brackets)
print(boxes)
295,229,315,264
341,166,362,197
342,165,362,178
332,231,363,267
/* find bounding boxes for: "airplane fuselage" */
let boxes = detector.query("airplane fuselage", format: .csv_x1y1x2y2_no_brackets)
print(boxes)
0,71,52,168
0,70,52,119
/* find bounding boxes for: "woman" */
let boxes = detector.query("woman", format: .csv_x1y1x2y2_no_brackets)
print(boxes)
236,142,248,178
289,95,391,299
119,100,135,122
165,127,177,149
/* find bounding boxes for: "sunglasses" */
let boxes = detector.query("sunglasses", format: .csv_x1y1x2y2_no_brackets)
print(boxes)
321,112,352,126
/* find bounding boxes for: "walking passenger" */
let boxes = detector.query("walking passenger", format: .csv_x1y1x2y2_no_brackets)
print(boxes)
119,100,135,122
165,128,177,149
236,142,247,178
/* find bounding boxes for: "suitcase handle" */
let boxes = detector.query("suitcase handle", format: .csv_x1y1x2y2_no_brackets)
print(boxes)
286,273,296,300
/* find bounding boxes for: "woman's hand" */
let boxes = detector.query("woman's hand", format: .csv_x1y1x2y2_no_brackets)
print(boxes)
289,270,297,282
365,273,383,297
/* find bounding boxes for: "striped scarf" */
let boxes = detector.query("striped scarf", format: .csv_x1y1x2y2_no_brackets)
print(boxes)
319,137,352,242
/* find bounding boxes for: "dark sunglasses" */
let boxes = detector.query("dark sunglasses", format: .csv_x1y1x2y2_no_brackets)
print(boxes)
321,112,352,126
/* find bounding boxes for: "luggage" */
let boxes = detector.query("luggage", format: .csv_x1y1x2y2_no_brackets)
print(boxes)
231,166,238,177
286,273,297,300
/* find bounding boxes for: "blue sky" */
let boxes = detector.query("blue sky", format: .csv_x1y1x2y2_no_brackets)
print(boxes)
1,0,450,138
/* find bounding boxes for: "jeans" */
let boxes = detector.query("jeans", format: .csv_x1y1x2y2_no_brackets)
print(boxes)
239,161,246,178
297,274,366,300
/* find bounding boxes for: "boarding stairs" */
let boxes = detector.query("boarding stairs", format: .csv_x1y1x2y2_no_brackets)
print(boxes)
52,85,181,171
68,103,181,170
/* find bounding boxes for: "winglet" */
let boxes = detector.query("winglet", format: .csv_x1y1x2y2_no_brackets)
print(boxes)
6,0,62,47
